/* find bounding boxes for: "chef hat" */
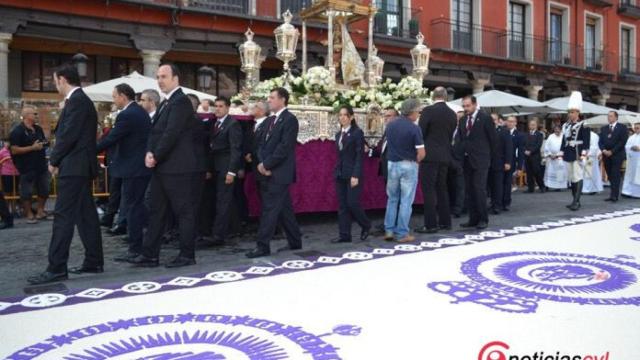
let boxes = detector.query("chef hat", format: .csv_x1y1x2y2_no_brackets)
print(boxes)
567,91,583,112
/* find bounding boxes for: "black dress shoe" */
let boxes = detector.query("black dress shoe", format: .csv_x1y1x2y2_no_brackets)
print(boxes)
415,226,438,234
476,222,488,230
106,225,127,236
360,227,371,241
0,221,13,230
246,248,270,258
604,198,614,202
99,215,114,228
27,271,68,285
128,255,159,267
276,245,302,253
460,222,477,228
69,265,104,274
489,208,501,215
165,256,196,268
331,238,352,243
114,251,140,263
439,225,452,231
501,207,510,212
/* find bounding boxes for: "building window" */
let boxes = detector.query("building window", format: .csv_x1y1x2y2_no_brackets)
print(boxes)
280,0,312,17
110,58,143,78
22,52,96,92
374,0,404,37
452,0,473,51
188,0,249,15
621,27,633,72
585,18,597,69
549,9,564,63
509,2,526,59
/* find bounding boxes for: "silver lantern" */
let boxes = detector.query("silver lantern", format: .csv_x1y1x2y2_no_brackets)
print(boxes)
410,32,430,83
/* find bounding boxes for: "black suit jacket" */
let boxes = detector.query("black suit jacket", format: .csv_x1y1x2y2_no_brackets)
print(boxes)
97,102,151,178
491,127,514,171
49,88,99,178
524,131,544,161
251,116,273,182
334,126,365,180
418,101,457,163
599,123,629,161
148,88,206,174
455,110,497,170
259,109,298,185
509,129,525,170
209,115,243,174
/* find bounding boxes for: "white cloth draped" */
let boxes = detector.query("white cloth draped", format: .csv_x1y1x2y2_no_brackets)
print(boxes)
543,134,568,189
622,133,640,198
583,132,603,193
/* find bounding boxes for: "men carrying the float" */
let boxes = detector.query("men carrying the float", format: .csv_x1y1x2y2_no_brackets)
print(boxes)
560,91,590,211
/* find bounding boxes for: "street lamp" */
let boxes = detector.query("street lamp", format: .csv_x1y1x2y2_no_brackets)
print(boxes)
367,45,385,86
72,52,89,78
410,32,430,83
197,65,215,91
238,28,263,93
274,9,299,85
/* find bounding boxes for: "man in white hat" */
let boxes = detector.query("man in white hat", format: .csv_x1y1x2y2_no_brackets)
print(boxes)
560,91,591,211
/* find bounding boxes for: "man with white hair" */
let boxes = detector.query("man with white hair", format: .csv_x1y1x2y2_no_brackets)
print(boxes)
382,98,425,243
560,91,590,211
139,89,160,121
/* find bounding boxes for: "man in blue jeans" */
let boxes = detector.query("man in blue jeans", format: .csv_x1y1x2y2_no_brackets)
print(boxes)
384,98,426,242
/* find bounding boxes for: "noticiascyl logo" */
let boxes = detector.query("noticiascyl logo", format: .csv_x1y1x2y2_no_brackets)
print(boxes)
478,341,510,360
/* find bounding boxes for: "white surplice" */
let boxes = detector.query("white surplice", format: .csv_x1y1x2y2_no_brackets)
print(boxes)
543,133,568,189
622,133,640,198
583,131,603,193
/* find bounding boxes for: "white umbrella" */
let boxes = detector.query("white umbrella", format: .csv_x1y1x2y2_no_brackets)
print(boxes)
584,112,640,127
83,71,216,102
450,90,559,114
543,96,614,115
446,102,463,113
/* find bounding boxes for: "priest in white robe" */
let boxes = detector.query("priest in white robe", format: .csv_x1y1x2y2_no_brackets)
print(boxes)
543,125,567,190
622,123,640,198
583,130,603,194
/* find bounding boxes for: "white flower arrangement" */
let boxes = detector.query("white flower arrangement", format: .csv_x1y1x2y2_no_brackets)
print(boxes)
303,66,332,95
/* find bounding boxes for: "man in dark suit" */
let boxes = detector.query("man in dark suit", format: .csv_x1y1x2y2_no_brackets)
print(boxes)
599,111,628,202
248,100,274,197
130,63,206,268
416,87,457,233
524,119,546,193
448,111,466,217
457,95,497,230
246,87,302,258
97,83,151,262
28,65,103,285
488,114,513,215
503,115,524,210
207,96,243,245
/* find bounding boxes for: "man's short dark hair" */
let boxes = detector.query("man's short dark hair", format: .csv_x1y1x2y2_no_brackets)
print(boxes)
215,96,231,107
271,87,290,106
610,110,619,119
160,63,181,80
114,83,136,101
385,106,399,115
462,95,477,104
54,64,81,87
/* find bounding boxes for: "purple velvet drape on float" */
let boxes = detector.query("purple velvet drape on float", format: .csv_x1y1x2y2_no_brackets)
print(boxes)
243,139,424,217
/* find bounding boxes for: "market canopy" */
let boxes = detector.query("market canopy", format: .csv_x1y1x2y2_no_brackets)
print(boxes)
450,90,560,114
542,96,617,115
83,71,216,102
584,112,640,127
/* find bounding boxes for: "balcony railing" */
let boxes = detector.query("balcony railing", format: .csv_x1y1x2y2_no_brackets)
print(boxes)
374,5,422,39
620,56,639,74
618,0,640,18
583,0,613,7
113,0,280,19
430,19,613,71
187,0,249,14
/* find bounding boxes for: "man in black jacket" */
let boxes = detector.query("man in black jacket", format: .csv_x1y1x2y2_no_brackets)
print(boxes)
599,111,628,202
246,87,302,258
488,114,513,214
416,87,457,233
28,65,103,285
208,96,243,245
130,63,206,268
457,95,497,230
503,116,524,210
524,119,546,193
97,83,151,262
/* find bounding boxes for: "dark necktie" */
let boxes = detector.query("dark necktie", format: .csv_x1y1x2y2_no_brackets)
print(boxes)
610,124,614,132
267,116,278,138
466,115,473,135
339,130,347,151
213,119,222,135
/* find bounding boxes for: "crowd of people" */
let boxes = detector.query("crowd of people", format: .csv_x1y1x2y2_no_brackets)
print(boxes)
0,63,636,285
